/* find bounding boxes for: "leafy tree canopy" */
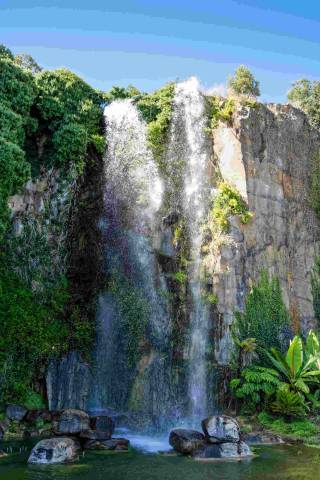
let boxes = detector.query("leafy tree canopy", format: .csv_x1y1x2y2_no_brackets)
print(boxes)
228,65,260,97
288,79,320,129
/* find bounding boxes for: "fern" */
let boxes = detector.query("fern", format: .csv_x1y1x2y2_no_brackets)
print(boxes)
271,388,307,418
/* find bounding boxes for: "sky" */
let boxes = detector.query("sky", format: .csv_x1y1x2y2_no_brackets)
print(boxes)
1,0,320,102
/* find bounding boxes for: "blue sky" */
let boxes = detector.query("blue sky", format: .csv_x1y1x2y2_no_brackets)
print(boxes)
1,0,320,102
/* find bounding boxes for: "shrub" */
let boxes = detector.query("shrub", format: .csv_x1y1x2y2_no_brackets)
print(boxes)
288,79,320,129
257,411,320,442
271,387,307,418
136,82,175,167
207,96,235,130
228,65,260,97
235,271,291,364
211,181,252,233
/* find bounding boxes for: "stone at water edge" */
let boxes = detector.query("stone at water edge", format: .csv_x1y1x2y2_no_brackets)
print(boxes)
90,415,115,436
79,429,113,441
83,438,129,451
169,429,205,454
0,450,7,458
244,432,284,445
192,441,253,459
202,416,240,443
28,437,81,464
56,409,90,435
6,404,27,421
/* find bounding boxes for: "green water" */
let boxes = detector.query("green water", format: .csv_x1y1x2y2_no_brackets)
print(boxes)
1,442,320,480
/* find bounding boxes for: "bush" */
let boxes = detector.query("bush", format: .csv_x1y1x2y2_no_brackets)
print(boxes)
228,65,260,97
257,411,320,442
207,97,235,130
288,79,320,129
211,181,252,233
271,387,307,418
136,82,175,167
235,271,291,364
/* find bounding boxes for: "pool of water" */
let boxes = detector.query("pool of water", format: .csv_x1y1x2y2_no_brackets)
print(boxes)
1,436,320,480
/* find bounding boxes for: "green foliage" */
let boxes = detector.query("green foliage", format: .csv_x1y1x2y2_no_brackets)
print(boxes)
0,44,14,60
15,53,42,74
35,68,103,169
271,387,307,417
309,151,320,220
136,83,175,167
171,271,188,284
235,271,291,364
257,411,320,442
211,181,252,233
0,257,69,405
230,365,281,408
23,390,46,410
110,274,149,367
288,79,320,129
105,85,140,102
207,96,235,130
266,334,320,395
202,291,218,305
228,65,260,97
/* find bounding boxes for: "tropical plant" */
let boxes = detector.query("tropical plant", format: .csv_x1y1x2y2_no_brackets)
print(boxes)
270,386,307,418
266,335,320,394
230,365,281,409
233,337,257,378
228,65,260,97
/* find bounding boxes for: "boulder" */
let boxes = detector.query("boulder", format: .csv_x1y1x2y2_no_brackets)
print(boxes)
90,415,115,436
83,438,129,451
6,404,27,421
201,416,240,443
193,441,252,459
28,437,80,464
243,432,284,445
169,429,205,454
0,450,7,458
79,429,113,441
25,409,52,424
56,409,90,435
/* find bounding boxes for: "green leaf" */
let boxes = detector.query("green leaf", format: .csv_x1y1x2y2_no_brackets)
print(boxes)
286,336,303,376
306,330,320,356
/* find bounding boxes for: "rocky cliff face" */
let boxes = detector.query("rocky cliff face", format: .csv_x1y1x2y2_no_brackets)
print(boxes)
212,104,320,364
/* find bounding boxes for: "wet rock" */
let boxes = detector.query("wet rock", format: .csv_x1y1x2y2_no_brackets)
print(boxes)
6,404,27,421
79,429,112,440
90,415,115,436
0,450,7,458
193,441,252,459
83,438,129,451
202,416,240,443
25,409,52,424
56,409,90,435
28,437,80,464
244,432,284,445
169,429,205,454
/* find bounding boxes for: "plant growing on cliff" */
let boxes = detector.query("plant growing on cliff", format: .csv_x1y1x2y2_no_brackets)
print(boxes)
228,65,260,97
235,271,291,365
211,181,252,233
309,150,320,220
288,79,320,129
311,256,320,323
136,82,175,169
207,96,235,130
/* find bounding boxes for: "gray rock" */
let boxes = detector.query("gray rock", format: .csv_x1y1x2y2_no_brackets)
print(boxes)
28,437,80,464
83,437,129,451
56,409,90,435
6,404,27,421
193,441,252,459
90,415,115,436
25,409,52,424
0,450,7,458
169,429,205,454
244,432,284,445
79,429,112,440
202,415,240,443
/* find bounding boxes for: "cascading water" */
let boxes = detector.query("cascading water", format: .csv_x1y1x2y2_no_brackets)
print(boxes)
166,78,212,421
90,99,173,418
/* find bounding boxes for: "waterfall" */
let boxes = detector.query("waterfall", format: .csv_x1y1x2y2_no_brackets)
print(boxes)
167,78,212,421
90,99,172,416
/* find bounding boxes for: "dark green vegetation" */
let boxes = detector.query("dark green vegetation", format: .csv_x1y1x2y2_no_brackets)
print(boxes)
0,45,105,406
2,441,320,480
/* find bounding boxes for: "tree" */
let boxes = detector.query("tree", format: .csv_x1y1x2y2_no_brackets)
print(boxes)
15,53,42,74
0,44,14,60
228,65,260,97
288,79,320,129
